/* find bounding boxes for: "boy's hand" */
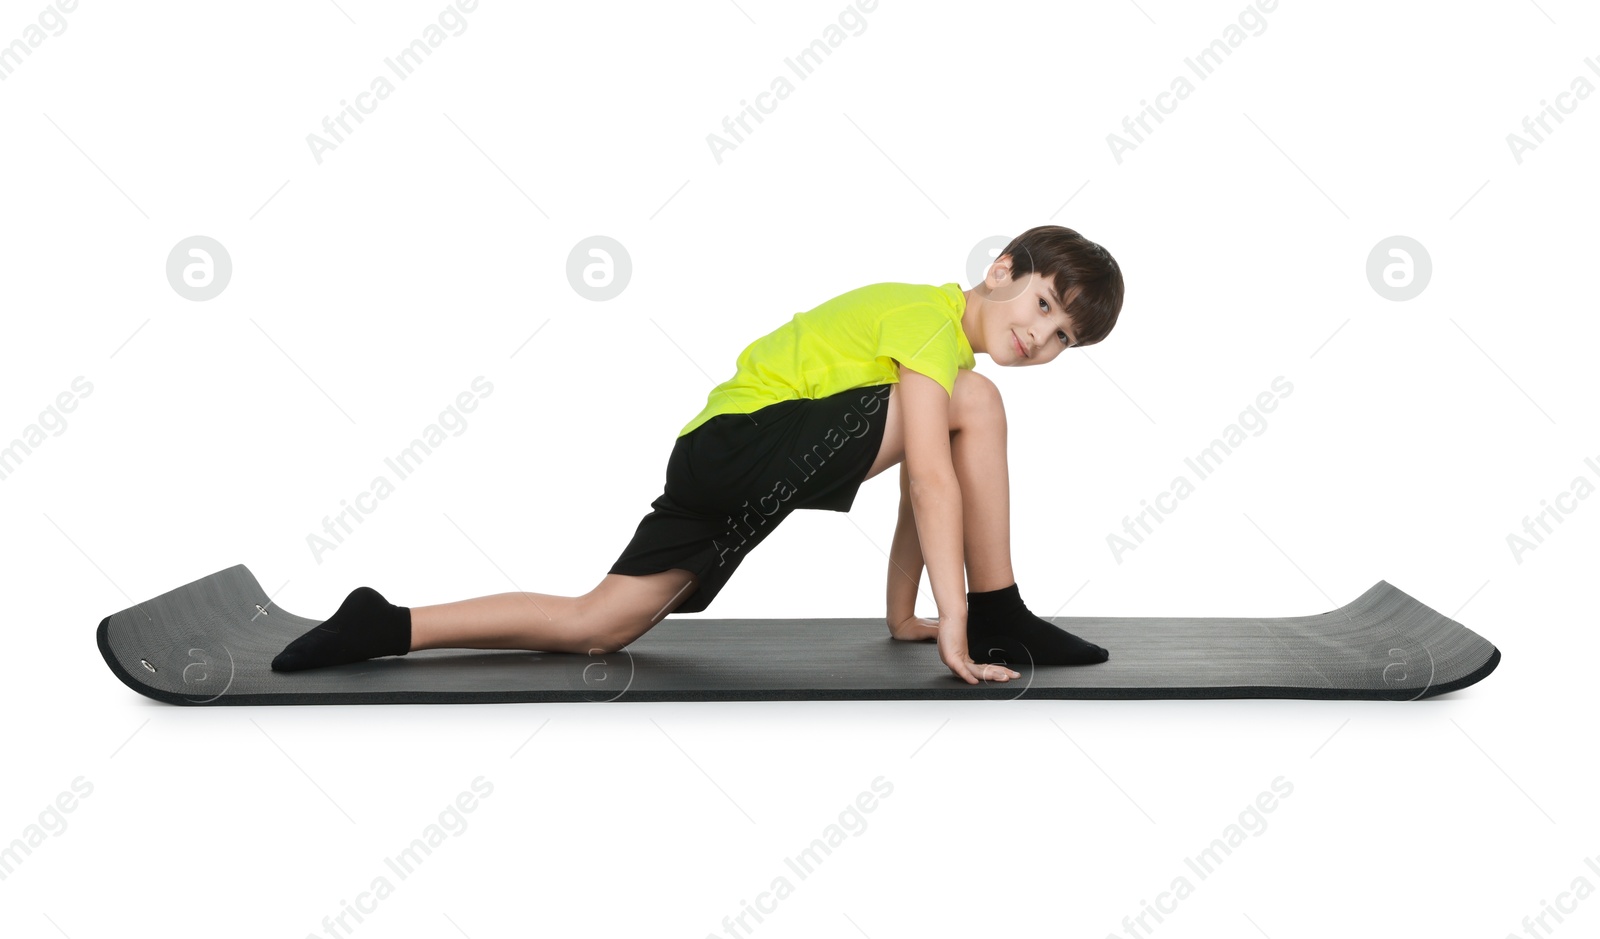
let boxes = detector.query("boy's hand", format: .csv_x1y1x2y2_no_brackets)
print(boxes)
887,614,940,642
936,617,1022,685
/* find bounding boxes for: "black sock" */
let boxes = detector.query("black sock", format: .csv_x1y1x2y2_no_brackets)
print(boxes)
271,586,412,672
965,582,1108,666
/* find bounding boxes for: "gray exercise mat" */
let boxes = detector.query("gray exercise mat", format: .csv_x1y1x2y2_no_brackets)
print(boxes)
97,564,1500,705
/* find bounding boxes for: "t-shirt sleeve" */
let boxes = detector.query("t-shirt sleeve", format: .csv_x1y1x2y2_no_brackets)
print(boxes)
875,303,962,396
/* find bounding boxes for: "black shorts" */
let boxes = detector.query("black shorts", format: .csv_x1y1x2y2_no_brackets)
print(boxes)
608,383,894,613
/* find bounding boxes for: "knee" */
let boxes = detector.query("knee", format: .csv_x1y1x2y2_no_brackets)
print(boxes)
952,369,1004,428
580,617,643,656
573,592,644,655
578,570,697,655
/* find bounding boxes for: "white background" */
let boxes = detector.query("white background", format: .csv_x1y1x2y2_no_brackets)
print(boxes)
2,0,1595,935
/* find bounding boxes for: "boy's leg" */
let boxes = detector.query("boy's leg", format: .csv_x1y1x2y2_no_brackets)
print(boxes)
411,568,700,655
945,371,1106,663
273,568,701,671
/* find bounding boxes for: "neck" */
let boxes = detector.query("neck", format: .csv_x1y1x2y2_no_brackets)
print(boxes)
962,286,989,355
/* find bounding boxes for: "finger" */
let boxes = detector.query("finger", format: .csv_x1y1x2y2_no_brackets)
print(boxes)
981,664,1009,682
968,653,1020,680
977,661,1021,682
965,656,1008,683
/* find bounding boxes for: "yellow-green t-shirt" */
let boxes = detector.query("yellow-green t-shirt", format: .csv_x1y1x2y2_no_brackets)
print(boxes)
678,281,975,438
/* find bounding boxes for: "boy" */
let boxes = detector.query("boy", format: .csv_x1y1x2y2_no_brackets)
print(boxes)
272,225,1124,684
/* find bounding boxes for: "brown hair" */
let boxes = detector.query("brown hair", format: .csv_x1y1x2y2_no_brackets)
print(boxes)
996,225,1124,348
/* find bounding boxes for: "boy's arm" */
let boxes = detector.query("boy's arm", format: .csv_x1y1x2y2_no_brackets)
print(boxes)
885,461,925,630
897,367,990,684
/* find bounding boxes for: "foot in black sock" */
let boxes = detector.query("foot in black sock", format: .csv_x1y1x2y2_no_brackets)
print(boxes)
966,582,1108,666
271,586,412,672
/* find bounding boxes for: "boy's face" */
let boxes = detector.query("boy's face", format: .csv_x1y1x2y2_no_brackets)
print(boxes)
982,262,1081,367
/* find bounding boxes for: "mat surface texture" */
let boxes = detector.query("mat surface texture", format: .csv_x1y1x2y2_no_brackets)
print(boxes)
97,565,1500,705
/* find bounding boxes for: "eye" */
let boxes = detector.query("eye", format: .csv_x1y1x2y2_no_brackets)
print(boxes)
1040,296,1071,346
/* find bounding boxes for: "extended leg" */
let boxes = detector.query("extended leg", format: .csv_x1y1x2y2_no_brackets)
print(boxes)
410,569,699,654
271,569,699,671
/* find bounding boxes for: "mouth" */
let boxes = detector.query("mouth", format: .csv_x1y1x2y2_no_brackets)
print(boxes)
1012,331,1028,359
